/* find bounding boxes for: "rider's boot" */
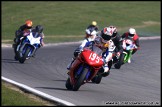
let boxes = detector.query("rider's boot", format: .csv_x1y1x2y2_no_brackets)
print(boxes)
67,71,70,75
128,57,131,63
67,57,75,70
67,57,75,75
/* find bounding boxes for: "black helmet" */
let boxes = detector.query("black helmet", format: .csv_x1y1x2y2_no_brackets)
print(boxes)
87,25,99,32
35,25,43,33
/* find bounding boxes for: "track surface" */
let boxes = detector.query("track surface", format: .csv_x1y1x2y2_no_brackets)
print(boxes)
2,39,161,105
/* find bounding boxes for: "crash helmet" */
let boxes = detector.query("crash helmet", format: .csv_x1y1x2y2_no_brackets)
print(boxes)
101,27,113,41
85,26,97,37
25,19,33,29
35,25,43,33
128,28,136,38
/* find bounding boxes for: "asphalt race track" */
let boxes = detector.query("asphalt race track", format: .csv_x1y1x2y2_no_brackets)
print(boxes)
2,39,161,106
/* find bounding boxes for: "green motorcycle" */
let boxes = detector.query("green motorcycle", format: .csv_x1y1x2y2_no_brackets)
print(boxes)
114,38,137,69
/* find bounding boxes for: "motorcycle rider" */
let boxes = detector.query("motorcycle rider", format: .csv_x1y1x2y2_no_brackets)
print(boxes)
14,19,33,44
121,28,140,63
94,27,116,77
66,25,98,74
13,19,33,60
106,26,123,64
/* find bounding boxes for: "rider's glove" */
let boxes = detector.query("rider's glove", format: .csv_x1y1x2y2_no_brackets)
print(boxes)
116,52,120,57
15,30,21,37
74,47,82,57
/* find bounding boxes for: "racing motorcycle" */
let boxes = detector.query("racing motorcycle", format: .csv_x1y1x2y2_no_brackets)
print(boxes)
14,31,41,63
65,43,104,91
114,38,138,69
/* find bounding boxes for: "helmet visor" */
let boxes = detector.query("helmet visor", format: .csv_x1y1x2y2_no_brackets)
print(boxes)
102,34,111,40
129,33,134,37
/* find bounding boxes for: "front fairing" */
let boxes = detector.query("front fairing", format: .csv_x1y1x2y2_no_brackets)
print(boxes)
17,32,40,57
69,45,103,85
81,45,103,67
27,32,41,45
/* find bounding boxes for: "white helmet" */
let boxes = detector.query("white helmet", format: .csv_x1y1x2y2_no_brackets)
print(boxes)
128,28,136,38
85,26,97,36
104,27,113,36
108,25,117,37
129,28,136,34
101,27,113,41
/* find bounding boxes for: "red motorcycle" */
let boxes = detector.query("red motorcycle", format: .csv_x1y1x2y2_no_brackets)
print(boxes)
65,44,104,91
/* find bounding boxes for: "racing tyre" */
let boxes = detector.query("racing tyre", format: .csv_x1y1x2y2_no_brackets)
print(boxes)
19,47,30,63
73,67,88,91
114,53,125,69
65,78,73,90
91,75,102,84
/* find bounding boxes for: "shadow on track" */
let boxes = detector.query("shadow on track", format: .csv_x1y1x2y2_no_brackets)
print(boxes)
1,58,20,64
35,87,68,91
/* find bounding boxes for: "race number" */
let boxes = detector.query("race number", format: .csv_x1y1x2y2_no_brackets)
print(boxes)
89,53,100,63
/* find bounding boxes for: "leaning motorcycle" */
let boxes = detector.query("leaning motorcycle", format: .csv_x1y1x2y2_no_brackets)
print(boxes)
15,31,41,63
114,38,137,69
65,44,104,91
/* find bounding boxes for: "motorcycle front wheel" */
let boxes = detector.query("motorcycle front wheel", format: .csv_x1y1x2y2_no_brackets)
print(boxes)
19,47,31,63
65,78,73,90
73,67,88,91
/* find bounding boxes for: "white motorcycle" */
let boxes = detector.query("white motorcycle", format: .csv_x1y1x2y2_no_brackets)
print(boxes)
15,31,41,63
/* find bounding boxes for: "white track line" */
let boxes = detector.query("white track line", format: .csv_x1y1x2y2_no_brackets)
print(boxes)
1,36,160,48
2,76,75,106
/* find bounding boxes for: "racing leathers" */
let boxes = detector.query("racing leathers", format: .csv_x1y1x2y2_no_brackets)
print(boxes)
121,32,140,63
94,35,116,77
14,24,33,44
111,32,123,64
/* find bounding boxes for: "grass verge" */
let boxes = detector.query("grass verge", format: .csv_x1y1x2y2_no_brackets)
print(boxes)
1,81,56,106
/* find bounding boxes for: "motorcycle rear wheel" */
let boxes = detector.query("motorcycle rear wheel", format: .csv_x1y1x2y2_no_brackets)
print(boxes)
91,75,102,84
19,47,30,63
114,53,125,69
91,68,103,84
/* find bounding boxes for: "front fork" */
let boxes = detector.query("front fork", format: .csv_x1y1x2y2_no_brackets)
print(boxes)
17,42,36,57
124,50,133,63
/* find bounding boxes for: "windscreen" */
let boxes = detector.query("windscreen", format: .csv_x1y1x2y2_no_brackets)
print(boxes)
84,43,103,57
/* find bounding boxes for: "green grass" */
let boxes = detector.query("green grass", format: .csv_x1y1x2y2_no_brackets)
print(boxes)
1,82,49,106
2,1,160,44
